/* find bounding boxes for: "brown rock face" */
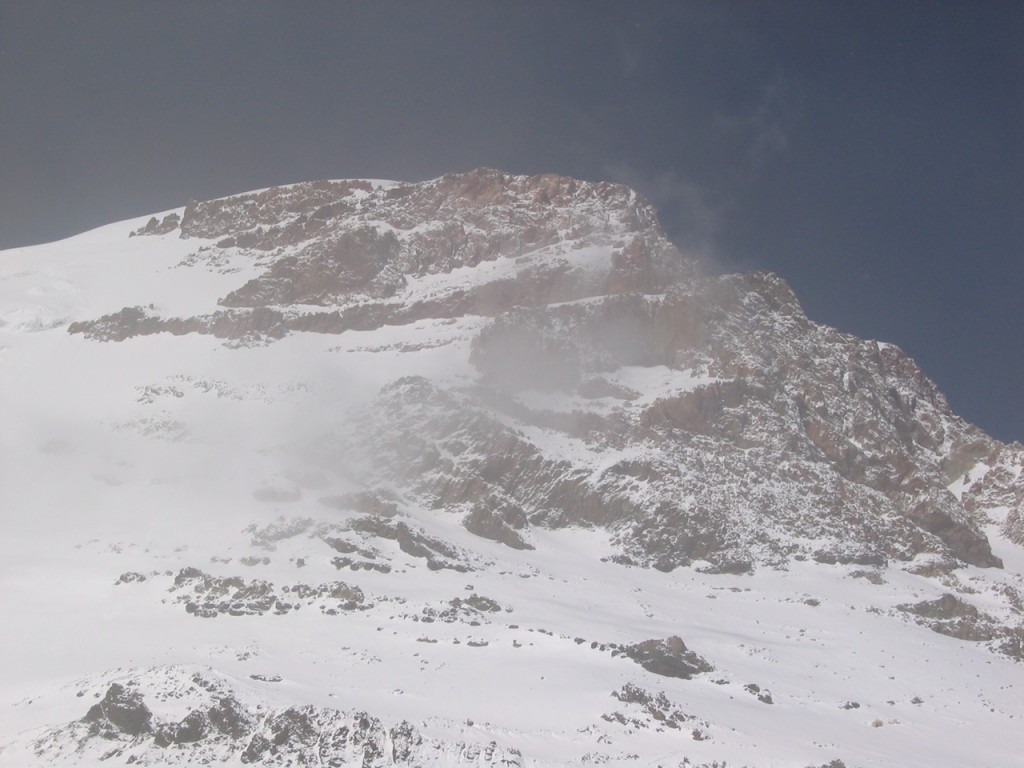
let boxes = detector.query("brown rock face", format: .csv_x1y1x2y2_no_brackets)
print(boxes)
69,169,1020,572
71,169,694,344
220,226,404,307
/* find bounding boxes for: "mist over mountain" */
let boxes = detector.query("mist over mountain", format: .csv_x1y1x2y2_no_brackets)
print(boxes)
1,170,1022,767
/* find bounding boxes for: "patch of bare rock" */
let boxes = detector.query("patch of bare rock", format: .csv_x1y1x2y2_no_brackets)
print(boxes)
620,636,714,680
897,593,1024,659
34,671,524,767
168,568,366,618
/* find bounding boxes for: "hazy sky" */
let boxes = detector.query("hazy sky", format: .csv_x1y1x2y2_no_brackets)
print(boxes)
1,1,1021,441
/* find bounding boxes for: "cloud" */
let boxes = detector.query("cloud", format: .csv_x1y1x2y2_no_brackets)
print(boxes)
602,163,728,272
603,78,792,274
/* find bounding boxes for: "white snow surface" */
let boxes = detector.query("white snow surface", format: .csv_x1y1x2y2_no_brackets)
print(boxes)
1,196,1023,768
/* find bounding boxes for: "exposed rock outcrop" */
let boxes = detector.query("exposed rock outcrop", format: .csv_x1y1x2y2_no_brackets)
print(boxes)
621,636,714,680
82,683,153,737
66,169,1018,573
36,670,523,767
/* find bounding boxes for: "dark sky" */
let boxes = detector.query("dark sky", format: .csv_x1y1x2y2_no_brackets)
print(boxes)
2,1,1021,442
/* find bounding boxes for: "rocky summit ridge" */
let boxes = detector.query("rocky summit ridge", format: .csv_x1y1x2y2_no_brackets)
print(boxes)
74,169,687,341
2,168,1023,768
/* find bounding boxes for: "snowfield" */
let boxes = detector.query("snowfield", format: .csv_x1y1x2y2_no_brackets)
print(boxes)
2,172,1023,767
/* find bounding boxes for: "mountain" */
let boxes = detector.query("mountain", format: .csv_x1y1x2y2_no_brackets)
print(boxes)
1,168,1022,767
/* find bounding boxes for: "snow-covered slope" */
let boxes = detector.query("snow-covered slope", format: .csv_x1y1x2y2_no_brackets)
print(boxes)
1,169,1022,767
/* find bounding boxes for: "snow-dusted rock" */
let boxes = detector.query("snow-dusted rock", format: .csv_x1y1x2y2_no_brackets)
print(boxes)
2,169,1023,767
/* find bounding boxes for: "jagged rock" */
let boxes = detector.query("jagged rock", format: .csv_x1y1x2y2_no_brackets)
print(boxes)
457,594,502,613
388,721,422,763
608,684,700,730
206,695,255,740
319,490,401,517
69,305,289,343
417,593,504,625
115,571,148,585
898,593,998,642
351,515,471,572
130,212,180,237
38,670,525,766
83,683,153,737
622,636,713,679
170,568,365,617
153,709,208,747
743,683,774,704
463,507,534,550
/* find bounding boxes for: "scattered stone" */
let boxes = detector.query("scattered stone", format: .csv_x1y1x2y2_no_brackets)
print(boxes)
605,684,706,733
170,568,365,617
743,683,774,704
249,674,282,683
115,572,147,585
332,556,393,574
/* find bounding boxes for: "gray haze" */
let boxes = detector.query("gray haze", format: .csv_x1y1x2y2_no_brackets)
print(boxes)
1,1,1021,441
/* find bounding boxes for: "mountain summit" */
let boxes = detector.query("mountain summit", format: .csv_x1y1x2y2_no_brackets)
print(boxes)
2,169,1022,767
